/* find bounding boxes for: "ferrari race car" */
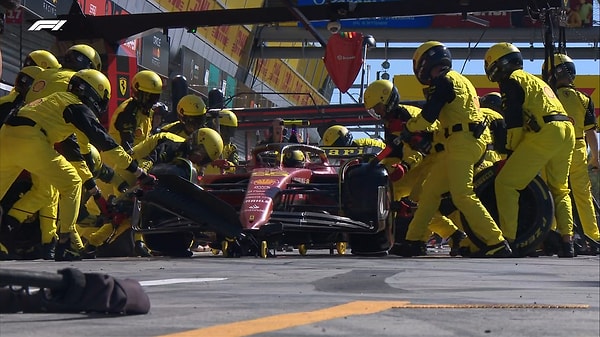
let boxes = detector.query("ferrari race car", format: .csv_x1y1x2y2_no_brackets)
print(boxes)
128,143,394,258
201,143,395,257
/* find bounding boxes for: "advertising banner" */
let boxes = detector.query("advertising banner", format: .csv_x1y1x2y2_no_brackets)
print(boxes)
297,0,594,29
139,32,170,77
181,47,208,90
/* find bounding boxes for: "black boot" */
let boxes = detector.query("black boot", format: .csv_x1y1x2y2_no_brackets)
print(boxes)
448,230,467,257
134,240,152,257
2,214,22,232
557,240,575,258
389,240,427,257
470,240,513,258
41,238,56,260
55,238,81,261
80,244,97,259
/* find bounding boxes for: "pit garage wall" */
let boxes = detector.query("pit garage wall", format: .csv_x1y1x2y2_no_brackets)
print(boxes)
115,0,329,107
393,75,600,118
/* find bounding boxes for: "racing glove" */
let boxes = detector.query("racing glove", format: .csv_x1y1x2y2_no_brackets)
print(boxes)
212,159,232,170
389,162,409,182
134,168,157,187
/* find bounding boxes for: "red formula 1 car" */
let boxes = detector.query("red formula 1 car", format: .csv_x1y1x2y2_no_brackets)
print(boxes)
201,143,395,257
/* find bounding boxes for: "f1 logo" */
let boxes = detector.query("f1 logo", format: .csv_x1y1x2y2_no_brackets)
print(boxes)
28,20,67,31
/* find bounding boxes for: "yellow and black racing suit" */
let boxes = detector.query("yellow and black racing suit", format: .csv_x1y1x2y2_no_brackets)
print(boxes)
556,84,598,242
0,92,140,254
0,91,24,127
80,133,190,249
404,70,505,249
24,68,74,104
383,105,461,243
495,69,575,242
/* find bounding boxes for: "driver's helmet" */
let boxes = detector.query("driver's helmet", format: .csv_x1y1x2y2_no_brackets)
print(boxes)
283,150,306,168
67,69,111,118
479,92,502,113
542,53,576,85
322,125,353,146
363,80,400,120
484,42,523,83
14,66,44,95
132,70,163,110
23,50,61,69
188,127,223,166
178,94,207,134
412,41,452,85
62,44,102,71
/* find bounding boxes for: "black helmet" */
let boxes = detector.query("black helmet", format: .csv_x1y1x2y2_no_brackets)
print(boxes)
479,92,502,113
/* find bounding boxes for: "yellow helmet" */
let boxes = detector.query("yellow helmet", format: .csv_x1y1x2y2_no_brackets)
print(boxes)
68,69,111,117
131,70,162,109
484,42,523,82
283,150,306,168
14,66,44,95
363,80,399,119
189,127,224,165
176,94,207,134
412,41,452,85
542,53,576,84
24,50,61,69
479,92,502,113
322,125,353,146
217,109,238,127
63,44,102,71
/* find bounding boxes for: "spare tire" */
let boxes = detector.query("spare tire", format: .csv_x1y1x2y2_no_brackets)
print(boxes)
465,165,554,256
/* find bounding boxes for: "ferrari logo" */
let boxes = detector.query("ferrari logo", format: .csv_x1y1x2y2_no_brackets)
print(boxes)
119,77,128,96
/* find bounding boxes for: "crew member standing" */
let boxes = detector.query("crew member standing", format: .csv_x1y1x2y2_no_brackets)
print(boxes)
543,53,599,254
485,43,576,257
398,41,509,257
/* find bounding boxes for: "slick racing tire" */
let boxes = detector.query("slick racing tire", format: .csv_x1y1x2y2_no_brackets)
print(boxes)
464,165,554,257
342,162,395,256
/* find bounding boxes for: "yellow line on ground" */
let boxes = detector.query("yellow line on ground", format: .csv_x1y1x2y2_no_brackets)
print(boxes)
158,300,410,337
399,304,590,309
159,301,589,337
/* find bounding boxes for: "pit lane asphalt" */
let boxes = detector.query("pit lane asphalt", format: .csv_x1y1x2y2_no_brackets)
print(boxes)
1,248,598,337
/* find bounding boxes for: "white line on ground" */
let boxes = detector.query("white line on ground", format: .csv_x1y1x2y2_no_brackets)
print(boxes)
140,278,227,286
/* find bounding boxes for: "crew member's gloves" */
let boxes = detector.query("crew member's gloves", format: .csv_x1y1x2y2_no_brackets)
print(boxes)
389,162,409,182
93,192,110,216
212,159,231,170
135,168,157,186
